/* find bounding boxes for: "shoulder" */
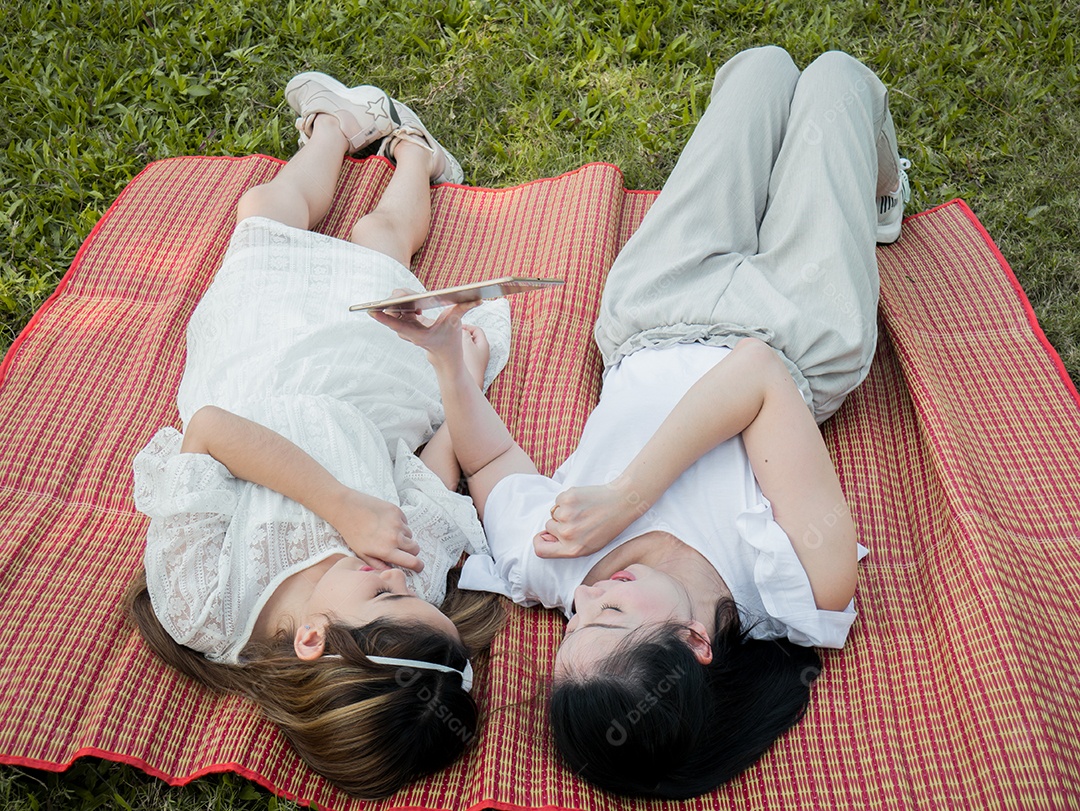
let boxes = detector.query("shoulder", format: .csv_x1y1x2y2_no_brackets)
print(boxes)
482,473,561,544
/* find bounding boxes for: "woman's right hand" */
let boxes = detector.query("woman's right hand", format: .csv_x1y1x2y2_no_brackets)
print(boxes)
533,479,648,559
461,323,490,387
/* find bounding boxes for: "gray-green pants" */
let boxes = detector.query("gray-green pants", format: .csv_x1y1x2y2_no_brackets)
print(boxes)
594,47,901,423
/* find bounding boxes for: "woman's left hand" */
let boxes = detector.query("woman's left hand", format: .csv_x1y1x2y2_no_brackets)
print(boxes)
370,299,479,371
328,488,423,572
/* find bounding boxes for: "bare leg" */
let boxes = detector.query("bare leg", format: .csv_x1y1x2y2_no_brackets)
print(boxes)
236,114,350,229
347,140,433,268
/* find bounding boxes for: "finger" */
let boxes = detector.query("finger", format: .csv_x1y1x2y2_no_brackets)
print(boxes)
370,309,421,326
369,311,427,340
385,289,422,316
383,548,424,572
358,555,392,571
545,517,567,536
401,535,420,555
434,301,481,329
369,310,410,329
533,532,569,558
462,323,487,343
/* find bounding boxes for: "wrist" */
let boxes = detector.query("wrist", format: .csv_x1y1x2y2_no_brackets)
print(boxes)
317,480,359,528
432,353,472,386
611,471,653,515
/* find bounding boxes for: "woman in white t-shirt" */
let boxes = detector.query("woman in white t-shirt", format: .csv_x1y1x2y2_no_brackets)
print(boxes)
374,47,908,798
125,73,512,798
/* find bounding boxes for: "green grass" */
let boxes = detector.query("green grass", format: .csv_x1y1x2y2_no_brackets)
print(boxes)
0,761,302,811
3,0,1080,380
1,0,1078,807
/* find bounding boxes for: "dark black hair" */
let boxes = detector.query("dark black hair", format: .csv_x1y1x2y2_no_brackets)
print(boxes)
549,599,821,799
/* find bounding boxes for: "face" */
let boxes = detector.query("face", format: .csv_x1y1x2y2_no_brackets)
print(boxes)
555,564,694,676
304,556,460,642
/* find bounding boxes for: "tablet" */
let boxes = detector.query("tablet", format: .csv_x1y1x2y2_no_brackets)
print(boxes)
349,276,564,312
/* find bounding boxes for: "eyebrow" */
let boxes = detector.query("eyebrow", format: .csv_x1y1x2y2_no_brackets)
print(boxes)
565,622,628,636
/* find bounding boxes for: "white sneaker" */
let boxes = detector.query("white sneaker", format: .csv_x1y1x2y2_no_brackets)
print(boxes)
877,157,911,244
377,99,464,185
285,72,397,152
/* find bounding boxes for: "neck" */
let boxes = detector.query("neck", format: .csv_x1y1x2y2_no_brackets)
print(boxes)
583,531,731,635
253,554,342,640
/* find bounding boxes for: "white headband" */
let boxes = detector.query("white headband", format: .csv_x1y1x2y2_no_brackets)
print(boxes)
323,652,474,692
367,655,474,692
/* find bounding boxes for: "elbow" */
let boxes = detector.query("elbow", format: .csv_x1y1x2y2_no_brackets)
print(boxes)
181,406,227,455
736,336,791,380
806,520,859,612
734,336,776,363
816,537,859,612
815,570,857,612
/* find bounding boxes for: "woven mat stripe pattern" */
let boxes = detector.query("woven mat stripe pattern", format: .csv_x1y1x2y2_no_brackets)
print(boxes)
1,156,1078,811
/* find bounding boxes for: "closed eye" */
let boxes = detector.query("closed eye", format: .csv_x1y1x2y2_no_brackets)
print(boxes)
600,603,621,612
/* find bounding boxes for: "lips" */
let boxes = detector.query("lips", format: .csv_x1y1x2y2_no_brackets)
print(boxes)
610,570,636,582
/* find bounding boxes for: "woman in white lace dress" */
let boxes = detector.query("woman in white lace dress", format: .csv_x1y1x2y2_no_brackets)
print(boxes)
125,73,510,799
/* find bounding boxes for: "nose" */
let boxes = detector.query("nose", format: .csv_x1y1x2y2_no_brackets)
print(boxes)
572,583,604,608
379,567,408,590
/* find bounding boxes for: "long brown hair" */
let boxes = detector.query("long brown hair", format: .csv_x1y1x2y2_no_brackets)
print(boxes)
124,567,505,798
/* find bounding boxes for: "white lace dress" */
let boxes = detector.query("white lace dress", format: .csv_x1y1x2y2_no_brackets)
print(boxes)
133,216,511,664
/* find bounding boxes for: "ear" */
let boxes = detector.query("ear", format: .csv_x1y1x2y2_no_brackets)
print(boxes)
293,623,327,661
679,621,713,665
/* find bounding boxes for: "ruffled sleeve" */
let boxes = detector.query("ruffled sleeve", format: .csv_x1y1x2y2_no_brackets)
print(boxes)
133,427,239,517
460,473,577,613
737,499,867,649
392,439,488,606
460,474,543,604
132,427,241,658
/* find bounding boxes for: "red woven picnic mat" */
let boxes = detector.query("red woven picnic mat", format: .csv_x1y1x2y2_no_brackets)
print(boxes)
1,156,1078,811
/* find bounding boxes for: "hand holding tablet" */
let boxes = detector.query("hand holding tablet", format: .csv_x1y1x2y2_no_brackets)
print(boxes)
350,276,564,312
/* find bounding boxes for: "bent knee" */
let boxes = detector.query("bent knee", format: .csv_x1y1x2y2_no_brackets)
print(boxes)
800,50,866,85
738,45,797,70
712,45,798,99
236,185,272,224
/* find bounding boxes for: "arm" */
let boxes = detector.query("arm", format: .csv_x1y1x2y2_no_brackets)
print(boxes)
539,338,857,611
419,422,462,490
181,406,422,571
417,323,490,490
371,304,539,518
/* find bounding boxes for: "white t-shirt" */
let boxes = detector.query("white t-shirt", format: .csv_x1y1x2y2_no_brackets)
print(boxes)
460,343,867,649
